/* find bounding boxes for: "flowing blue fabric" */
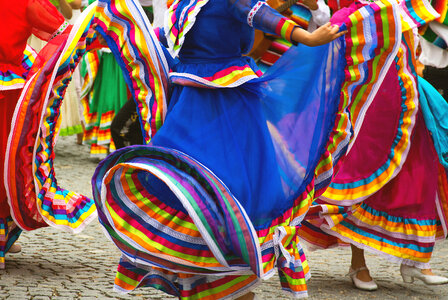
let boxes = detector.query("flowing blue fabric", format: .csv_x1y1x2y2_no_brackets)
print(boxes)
418,76,448,169
151,40,345,229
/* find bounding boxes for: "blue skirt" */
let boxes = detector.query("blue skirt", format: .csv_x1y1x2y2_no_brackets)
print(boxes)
91,0,401,297
146,41,345,229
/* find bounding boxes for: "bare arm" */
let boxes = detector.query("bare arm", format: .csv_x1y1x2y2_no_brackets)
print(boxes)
69,0,82,9
229,0,346,47
58,0,73,19
292,22,347,46
27,0,67,41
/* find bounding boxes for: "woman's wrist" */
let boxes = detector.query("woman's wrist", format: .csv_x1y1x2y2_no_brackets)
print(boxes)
292,28,313,46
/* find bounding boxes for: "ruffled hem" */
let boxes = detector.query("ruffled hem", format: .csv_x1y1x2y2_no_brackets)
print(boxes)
315,0,404,196
0,45,37,91
321,227,432,269
0,217,22,269
95,0,170,144
93,146,311,299
320,8,424,203
59,124,84,136
5,4,98,233
303,202,442,268
320,0,440,204
114,259,262,299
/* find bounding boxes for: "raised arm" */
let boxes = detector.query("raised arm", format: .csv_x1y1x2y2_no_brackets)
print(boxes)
26,0,68,41
228,0,345,46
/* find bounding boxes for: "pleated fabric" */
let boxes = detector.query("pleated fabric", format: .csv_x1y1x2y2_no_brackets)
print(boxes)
5,4,98,233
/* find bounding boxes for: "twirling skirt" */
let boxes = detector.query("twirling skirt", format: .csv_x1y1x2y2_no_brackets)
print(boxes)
299,55,448,269
0,89,23,269
92,0,406,298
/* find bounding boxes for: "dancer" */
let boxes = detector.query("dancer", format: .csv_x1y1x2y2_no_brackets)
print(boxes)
298,0,448,291
80,0,130,157
0,0,70,269
80,48,129,157
91,0,403,298
1,0,99,270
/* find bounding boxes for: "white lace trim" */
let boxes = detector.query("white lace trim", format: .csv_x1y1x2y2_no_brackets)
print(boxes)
247,1,266,27
50,21,70,41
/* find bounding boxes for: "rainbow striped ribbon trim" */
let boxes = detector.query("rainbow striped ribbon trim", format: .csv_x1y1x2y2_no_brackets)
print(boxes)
5,4,98,232
166,0,209,56
317,201,442,268
431,0,448,25
94,0,170,144
419,23,448,49
92,145,311,298
321,1,437,203
170,65,262,88
400,0,440,29
315,0,402,195
0,46,36,91
0,217,22,269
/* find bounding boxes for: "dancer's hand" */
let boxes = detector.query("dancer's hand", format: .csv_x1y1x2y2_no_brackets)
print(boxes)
92,23,107,46
307,22,347,46
292,22,347,47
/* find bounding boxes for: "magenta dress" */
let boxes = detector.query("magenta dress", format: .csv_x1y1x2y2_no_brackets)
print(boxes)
299,0,448,269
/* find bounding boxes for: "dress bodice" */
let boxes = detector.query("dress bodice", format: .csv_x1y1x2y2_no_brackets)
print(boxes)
167,0,299,88
0,0,65,90
178,1,254,62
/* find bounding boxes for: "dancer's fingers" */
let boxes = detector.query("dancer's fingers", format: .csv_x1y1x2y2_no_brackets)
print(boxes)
330,24,340,34
335,30,348,38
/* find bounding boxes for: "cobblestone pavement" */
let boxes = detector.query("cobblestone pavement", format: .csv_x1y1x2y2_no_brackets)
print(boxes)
1,136,448,299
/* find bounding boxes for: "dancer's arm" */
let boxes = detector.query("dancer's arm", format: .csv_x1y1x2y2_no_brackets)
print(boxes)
58,0,74,19
228,0,346,46
69,0,82,9
292,22,344,46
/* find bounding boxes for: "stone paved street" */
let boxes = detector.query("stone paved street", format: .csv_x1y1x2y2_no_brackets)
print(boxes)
1,136,448,299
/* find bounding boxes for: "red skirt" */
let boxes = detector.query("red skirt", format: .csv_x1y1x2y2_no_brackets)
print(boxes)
0,88,22,268
0,88,21,216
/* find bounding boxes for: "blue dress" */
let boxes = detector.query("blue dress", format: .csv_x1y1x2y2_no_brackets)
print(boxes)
92,0,402,298
148,0,345,227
